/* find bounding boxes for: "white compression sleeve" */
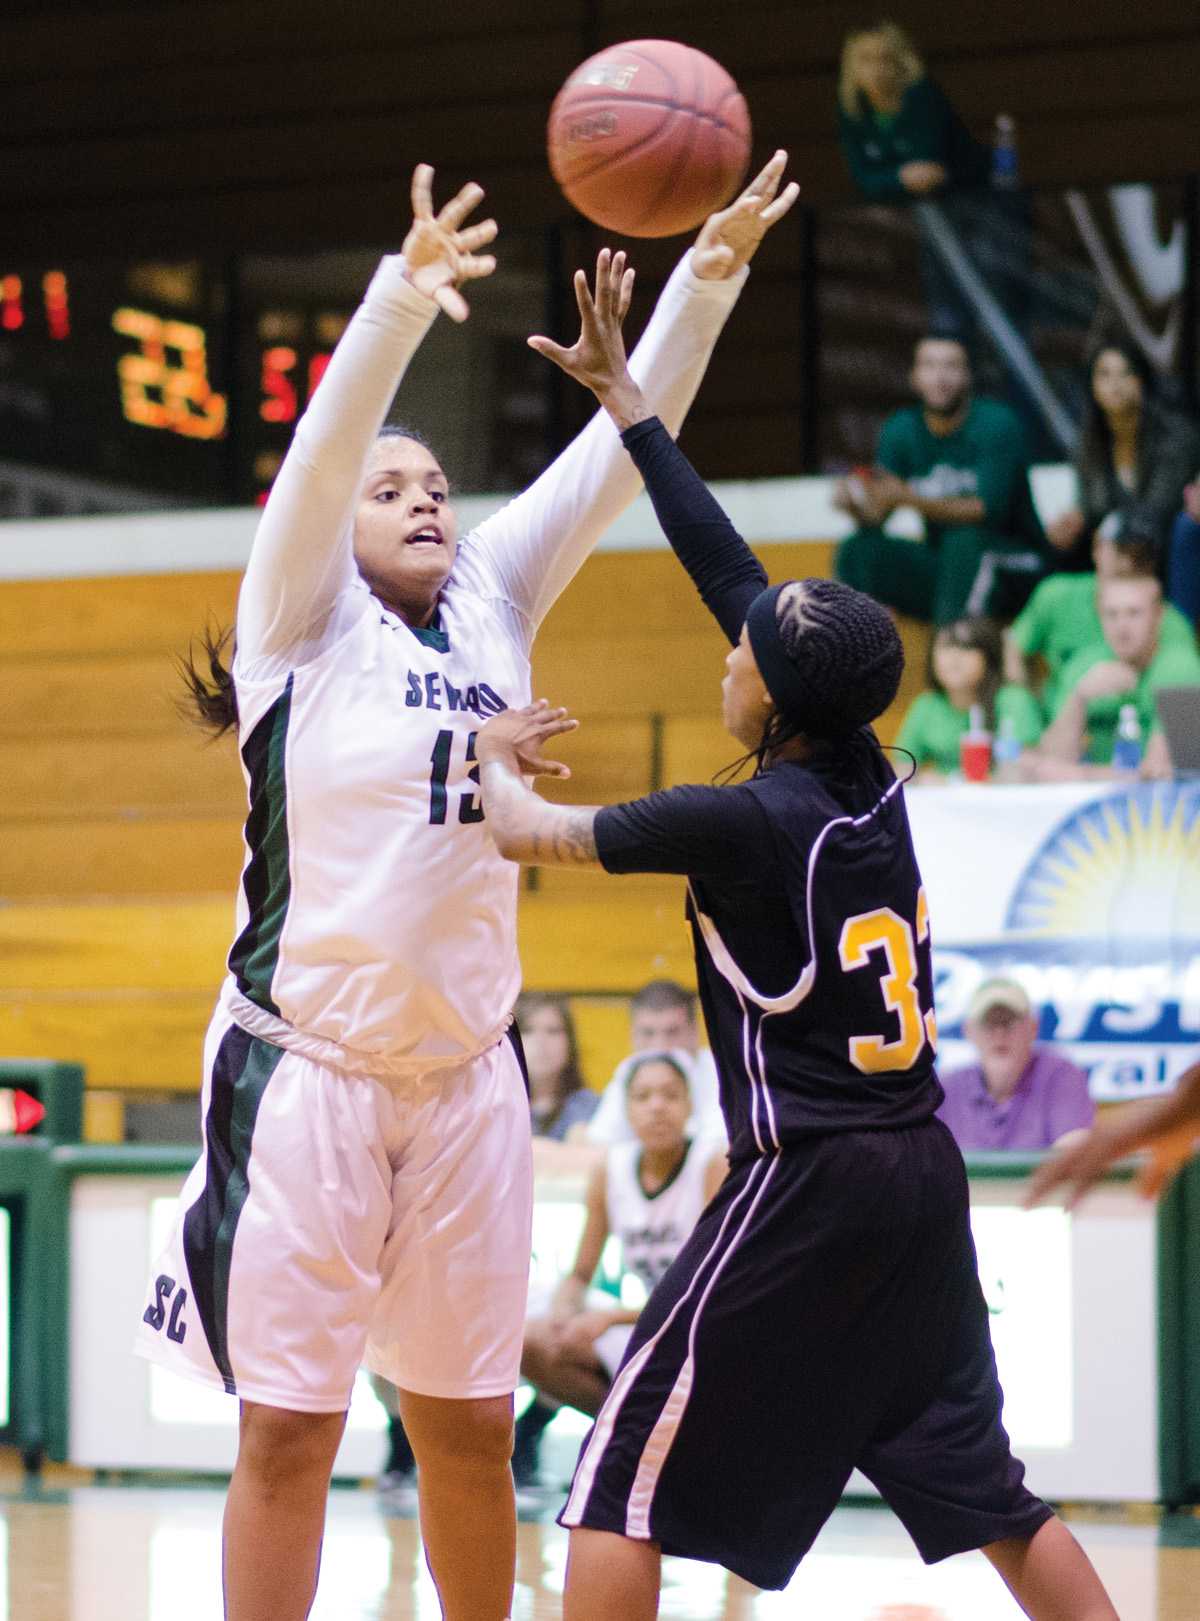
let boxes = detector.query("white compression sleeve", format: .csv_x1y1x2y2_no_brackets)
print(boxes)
236,258,438,669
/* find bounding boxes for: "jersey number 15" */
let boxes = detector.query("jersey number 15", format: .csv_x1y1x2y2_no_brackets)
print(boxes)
428,729,485,825
838,888,938,1074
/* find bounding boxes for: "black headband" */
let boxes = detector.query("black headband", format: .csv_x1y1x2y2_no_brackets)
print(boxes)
745,584,815,734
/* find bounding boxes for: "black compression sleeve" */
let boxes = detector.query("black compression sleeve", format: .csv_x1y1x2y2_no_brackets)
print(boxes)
621,416,768,646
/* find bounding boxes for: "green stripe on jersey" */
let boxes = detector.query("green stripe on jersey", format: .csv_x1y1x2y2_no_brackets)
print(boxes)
229,676,294,1015
209,1033,285,1388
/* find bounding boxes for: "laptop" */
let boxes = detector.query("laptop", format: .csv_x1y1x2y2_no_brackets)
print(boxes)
1154,686,1200,771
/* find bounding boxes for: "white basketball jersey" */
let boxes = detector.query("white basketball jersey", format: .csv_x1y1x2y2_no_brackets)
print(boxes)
225,552,531,1072
605,1138,710,1298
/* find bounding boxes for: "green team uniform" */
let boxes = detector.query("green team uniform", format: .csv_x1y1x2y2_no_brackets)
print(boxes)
837,399,1049,624
1010,573,1198,715
896,684,1044,776
1052,641,1200,764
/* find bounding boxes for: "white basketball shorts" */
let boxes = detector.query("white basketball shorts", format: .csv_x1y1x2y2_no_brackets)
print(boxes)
134,1010,533,1411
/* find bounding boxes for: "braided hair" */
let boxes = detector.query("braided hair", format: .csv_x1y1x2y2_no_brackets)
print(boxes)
755,578,904,767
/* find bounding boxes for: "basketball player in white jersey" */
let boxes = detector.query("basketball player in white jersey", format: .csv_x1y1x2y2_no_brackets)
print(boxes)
520,1054,725,1439
134,157,796,1621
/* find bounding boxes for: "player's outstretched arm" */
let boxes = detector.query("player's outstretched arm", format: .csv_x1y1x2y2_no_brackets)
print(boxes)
531,248,766,645
466,155,797,634
237,166,497,669
1026,1059,1200,1208
477,701,765,874
475,702,603,868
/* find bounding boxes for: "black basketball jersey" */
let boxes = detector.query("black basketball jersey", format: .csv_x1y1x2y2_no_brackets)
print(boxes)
594,733,943,1156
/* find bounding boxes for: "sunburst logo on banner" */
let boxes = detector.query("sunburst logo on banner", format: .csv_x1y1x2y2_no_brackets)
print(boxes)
1005,784,1200,941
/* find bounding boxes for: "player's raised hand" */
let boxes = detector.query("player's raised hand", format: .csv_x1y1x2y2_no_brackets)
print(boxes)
475,700,580,779
401,164,498,322
692,149,800,281
527,247,637,399
1025,1100,1199,1210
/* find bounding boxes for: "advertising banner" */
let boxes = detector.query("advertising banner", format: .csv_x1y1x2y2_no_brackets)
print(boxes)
908,781,1200,1100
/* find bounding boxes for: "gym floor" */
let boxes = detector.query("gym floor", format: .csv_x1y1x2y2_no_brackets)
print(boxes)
4,1457,1198,1619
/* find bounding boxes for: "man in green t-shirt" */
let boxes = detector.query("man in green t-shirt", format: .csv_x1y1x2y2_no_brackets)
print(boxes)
1006,525,1198,716
1038,574,1200,771
835,335,1049,623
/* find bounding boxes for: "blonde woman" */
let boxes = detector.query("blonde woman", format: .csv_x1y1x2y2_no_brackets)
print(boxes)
836,23,988,201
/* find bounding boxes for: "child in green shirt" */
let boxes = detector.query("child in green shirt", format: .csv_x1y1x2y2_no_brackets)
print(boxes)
897,617,1043,778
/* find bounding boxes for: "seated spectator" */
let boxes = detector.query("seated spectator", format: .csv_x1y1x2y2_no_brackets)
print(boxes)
587,978,724,1147
1006,513,1198,716
513,1053,726,1486
836,22,988,204
516,991,597,1144
896,616,1042,779
1032,573,1200,777
937,978,1094,1152
1046,340,1200,580
835,335,1049,624
1168,475,1200,627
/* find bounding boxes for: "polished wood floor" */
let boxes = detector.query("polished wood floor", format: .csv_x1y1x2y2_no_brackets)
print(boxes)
3,1464,1197,1619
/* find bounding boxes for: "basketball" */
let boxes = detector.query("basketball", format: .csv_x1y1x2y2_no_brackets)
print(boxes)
547,39,752,238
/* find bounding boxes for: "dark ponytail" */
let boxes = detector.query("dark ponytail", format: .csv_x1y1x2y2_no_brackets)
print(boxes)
178,624,238,736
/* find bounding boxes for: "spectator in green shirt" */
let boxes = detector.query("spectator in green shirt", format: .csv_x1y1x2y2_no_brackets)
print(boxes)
896,616,1043,779
1006,517,1198,716
1035,574,1200,775
836,24,989,204
835,335,1049,623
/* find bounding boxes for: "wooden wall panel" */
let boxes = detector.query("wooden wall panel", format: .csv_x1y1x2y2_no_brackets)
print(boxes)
0,655,178,738
0,991,220,1090
0,898,229,992
0,572,239,657
2,733,242,818
0,815,245,899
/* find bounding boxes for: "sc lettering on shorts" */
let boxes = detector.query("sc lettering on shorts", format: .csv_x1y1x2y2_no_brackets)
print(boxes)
143,1273,189,1344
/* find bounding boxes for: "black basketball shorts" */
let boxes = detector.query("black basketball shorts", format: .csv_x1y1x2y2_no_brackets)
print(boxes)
559,1117,1052,1590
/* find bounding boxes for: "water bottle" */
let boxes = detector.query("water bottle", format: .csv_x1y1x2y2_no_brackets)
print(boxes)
1112,704,1143,771
993,713,1022,768
991,113,1019,189
960,703,992,782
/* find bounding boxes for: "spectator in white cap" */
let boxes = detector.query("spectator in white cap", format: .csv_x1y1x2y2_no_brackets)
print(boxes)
937,977,1094,1152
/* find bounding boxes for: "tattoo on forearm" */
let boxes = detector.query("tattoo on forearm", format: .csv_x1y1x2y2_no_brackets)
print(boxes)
533,808,598,865
480,759,599,865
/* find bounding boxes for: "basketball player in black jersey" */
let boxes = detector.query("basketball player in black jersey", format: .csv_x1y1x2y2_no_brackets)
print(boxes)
476,260,1118,1618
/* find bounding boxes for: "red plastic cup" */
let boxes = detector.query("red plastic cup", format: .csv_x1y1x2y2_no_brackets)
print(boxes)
960,732,992,783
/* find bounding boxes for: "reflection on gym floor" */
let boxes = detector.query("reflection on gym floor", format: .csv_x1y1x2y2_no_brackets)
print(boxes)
3,1473,1197,1620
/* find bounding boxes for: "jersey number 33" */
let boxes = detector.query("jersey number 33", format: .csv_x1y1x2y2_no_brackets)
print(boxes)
837,887,938,1074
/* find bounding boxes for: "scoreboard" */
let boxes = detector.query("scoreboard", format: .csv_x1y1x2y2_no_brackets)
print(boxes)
0,241,557,512
0,258,344,506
